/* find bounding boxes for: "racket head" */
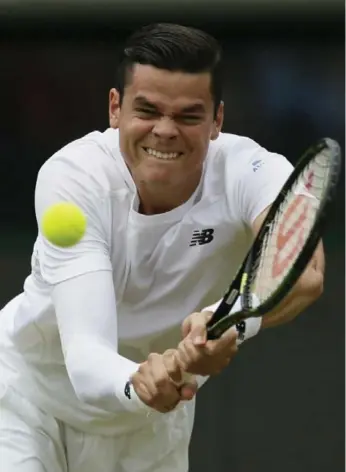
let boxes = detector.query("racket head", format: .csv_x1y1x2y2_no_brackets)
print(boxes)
206,137,341,340
241,137,341,315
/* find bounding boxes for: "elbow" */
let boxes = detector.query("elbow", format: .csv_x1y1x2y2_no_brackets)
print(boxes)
314,276,324,301
306,243,325,304
310,270,324,302
300,268,324,306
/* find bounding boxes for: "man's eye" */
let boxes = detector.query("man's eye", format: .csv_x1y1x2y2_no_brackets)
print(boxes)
135,108,158,117
178,115,203,124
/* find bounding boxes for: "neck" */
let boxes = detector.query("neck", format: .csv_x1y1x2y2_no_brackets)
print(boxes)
136,175,201,215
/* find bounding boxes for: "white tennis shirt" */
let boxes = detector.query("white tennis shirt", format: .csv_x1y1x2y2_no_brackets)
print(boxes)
0,128,293,435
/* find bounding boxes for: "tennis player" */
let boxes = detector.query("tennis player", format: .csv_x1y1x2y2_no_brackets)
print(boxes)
0,23,324,472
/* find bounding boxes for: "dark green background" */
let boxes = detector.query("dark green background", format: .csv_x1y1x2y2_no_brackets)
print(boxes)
0,4,344,471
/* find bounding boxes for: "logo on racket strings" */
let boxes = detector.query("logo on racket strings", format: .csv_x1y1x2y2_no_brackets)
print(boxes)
272,195,309,278
305,170,314,191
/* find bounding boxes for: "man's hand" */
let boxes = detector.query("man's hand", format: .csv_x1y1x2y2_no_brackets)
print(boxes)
177,311,238,376
131,349,198,413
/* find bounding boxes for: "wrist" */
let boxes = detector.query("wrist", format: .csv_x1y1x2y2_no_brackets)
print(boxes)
114,360,152,414
202,294,262,345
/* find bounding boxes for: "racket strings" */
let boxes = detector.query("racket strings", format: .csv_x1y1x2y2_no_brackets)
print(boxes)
252,150,332,303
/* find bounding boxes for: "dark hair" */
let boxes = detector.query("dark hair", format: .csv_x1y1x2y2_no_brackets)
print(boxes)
116,23,223,117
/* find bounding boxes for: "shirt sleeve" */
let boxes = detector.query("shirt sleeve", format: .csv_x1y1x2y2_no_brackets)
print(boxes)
35,157,150,414
52,270,151,414
35,157,113,284
236,146,294,226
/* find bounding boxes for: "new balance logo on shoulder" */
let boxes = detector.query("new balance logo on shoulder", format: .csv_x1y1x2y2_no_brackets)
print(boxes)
252,159,263,172
190,228,215,246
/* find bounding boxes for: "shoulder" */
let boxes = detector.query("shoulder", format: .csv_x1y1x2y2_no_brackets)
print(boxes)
204,132,293,223
37,128,127,200
207,132,291,172
34,128,131,228
201,132,293,198
205,132,293,191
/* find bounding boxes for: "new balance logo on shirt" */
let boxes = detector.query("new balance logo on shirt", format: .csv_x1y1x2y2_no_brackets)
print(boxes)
190,228,215,246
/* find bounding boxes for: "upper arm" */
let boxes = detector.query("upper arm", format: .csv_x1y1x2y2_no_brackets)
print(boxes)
251,205,270,237
233,146,293,228
35,157,112,285
235,142,325,274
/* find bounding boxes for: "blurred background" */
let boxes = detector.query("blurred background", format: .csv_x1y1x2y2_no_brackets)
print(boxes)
0,1,344,471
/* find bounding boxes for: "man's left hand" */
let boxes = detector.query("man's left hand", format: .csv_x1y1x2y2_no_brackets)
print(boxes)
176,311,238,376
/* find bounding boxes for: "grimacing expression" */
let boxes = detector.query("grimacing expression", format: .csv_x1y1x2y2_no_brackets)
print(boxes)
109,64,223,187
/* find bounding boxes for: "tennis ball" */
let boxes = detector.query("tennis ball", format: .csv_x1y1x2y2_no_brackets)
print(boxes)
41,202,87,247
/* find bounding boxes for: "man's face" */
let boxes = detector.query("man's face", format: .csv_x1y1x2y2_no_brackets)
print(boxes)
109,64,223,189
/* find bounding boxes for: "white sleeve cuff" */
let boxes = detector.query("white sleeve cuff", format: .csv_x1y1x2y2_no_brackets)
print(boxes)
235,316,262,345
113,359,152,414
64,337,151,414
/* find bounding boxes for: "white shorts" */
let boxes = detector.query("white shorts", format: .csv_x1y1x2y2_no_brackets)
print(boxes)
0,384,195,472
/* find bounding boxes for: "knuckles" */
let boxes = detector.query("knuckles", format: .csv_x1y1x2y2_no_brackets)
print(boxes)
132,352,183,413
147,352,160,364
176,337,238,376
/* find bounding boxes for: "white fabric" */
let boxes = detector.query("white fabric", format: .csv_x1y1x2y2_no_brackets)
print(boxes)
52,271,150,414
239,316,262,343
0,384,194,472
0,128,293,438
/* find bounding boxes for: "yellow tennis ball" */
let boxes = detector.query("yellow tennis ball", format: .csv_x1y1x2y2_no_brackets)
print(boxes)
41,202,87,247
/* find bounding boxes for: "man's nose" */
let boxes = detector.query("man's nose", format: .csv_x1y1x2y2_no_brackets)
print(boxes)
152,117,179,140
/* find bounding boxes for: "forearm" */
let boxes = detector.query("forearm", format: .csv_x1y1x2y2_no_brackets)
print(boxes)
251,215,325,330
260,290,319,329
53,271,151,415
64,335,148,413
261,262,324,329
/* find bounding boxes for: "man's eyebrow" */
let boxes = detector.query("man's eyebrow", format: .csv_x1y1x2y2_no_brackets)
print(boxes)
133,96,158,108
181,104,206,114
133,96,206,114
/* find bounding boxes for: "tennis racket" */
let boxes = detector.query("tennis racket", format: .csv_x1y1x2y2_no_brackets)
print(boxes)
206,137,341,340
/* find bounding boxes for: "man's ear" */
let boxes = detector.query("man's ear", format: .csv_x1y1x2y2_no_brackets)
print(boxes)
109,88,120,129
210,101,224,140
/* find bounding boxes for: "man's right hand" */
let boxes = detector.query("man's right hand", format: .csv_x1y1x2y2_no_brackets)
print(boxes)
131,349,198,413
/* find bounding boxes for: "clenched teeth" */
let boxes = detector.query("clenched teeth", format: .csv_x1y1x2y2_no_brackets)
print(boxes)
144,147,180,160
